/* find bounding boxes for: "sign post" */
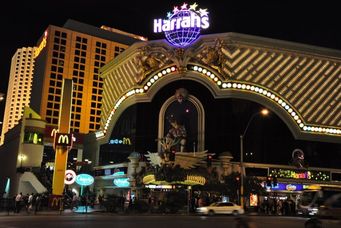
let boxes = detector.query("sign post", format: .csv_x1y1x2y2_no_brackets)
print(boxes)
75,174,94,213
51,79,73,197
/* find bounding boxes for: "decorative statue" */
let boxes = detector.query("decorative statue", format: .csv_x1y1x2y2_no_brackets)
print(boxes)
165,116,187,153
174,88,188,103
134,46,172,84
291,148,306,168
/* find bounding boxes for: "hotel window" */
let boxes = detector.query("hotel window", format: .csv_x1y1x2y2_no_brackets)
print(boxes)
56,81,62,87
61,32,67,38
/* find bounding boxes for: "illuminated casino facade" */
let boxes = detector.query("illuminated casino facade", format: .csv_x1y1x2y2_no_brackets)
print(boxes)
81,31,341,170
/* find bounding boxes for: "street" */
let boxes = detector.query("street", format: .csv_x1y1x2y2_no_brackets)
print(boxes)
0,214,340,228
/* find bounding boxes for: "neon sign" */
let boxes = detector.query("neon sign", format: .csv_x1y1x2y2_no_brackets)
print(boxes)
269,168,330,181
265,183,304,191
153,2,209,47
109,137,132,145
112,171,125,176
34,31,47,58
113,178,130,187
142,174,206,185
75,174,94,186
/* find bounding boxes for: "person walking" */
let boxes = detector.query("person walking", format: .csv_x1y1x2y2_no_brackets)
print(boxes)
34,194,41,214
27,193,34,214
15,193,23,213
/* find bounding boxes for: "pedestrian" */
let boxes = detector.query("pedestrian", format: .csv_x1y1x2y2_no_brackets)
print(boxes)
27,193,34,214
98,194,103,209
15,192,23,213
34,194,41,214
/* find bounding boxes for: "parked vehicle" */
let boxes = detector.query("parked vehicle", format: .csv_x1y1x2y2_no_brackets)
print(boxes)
196,202,244,215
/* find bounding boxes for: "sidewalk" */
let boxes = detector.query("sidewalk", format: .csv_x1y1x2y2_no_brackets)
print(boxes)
0,209,76,216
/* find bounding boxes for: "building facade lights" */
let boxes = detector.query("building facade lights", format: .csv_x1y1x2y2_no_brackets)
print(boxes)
98,66,177,137
97,64,340,138
188,64,341,137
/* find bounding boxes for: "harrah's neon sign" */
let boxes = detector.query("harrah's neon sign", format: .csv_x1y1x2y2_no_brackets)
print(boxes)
153,3,210,47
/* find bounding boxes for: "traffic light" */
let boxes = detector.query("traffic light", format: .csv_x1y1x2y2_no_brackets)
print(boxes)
266,176,272,187
207,155,212,167
273,176,278,187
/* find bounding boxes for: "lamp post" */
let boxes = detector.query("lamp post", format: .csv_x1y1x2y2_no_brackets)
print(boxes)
240,108,269,208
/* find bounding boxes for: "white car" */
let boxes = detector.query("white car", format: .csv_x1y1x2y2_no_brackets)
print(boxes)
196,202,245,215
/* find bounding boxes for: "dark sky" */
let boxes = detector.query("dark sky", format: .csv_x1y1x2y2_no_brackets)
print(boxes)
1,0,340,124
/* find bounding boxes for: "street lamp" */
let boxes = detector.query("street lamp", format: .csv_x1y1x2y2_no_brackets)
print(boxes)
18,154,27,168
240,108,269,208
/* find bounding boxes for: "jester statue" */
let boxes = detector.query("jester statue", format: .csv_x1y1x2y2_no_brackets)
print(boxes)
145,88,208,169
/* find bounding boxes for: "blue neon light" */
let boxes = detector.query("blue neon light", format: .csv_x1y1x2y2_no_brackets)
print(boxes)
76,174,94,186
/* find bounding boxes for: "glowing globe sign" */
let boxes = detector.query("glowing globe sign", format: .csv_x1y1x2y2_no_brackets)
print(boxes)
154,2,209,48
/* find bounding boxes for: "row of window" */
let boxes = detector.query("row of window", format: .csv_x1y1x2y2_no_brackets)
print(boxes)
54,31,67,38
45,117,59,125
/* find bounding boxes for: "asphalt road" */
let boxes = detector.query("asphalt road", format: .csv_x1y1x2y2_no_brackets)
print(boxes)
0,214,340,228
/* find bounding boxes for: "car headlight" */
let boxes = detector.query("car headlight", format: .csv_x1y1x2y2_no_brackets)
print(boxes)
197,207,208,212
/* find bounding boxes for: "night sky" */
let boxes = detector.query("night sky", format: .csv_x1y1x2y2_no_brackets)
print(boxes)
0,1,340,165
